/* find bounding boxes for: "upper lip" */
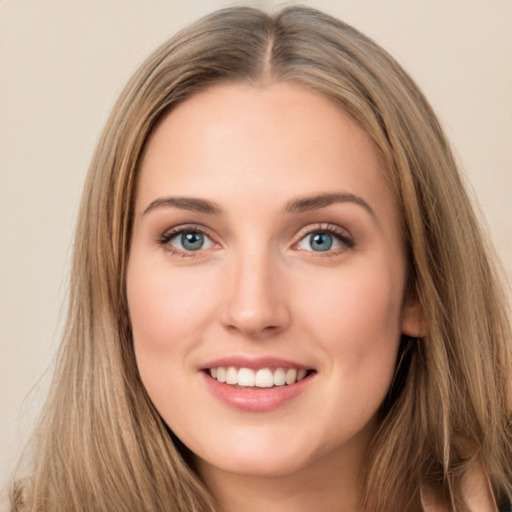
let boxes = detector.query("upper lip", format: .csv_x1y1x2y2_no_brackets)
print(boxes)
199,356,313,371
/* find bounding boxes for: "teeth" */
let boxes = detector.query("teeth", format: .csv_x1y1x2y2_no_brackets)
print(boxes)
285,368,297,384
273,368,286,386
216,367,226,383
208,366,310,387
297,369,307,381
255,368,273,388
237,367,255,386
226,366,238,384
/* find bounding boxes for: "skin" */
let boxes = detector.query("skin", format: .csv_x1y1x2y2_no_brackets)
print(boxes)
127,82,425,512
422,463,499,512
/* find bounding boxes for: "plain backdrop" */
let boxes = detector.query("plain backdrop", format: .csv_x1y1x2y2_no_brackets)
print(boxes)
1,0,511,500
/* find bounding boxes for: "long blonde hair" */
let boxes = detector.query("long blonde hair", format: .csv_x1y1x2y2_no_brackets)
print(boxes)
11,6,511,511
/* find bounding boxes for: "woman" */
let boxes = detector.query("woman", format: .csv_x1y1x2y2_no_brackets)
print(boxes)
10,6,511,512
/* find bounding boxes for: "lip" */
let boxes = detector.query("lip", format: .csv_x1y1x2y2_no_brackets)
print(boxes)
199,356,315,412
199,355,312,371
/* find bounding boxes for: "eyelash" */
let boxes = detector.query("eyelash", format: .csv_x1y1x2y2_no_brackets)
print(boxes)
294,223,355,256
157,223,215,258
157,222,355,257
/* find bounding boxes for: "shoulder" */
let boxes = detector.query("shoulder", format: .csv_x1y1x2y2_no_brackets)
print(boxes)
422,462,500,512
461,462,499,512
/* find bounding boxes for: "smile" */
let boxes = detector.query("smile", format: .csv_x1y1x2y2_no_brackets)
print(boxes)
200,358,316,412
208,367,311,387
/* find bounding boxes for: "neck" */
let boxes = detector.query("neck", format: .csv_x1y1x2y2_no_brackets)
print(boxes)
196,436,369,512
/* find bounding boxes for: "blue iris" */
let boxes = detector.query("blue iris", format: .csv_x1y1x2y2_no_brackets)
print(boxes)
181,232,204,251
309,232,333,251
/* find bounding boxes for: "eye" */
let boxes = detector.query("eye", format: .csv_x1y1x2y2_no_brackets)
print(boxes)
295,225,354,253
172,231,212,251
159,225,218,254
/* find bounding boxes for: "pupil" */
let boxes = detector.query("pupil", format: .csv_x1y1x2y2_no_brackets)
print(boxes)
181,232,204,250
310,232,332,251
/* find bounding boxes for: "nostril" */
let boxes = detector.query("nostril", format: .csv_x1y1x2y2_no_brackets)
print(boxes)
224,320,286,339
219,272,291,336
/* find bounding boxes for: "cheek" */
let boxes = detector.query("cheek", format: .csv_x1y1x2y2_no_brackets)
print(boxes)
127,259,217,352
297,260,404,394
126,255,220,403
300,268,404,442
126,257,223,430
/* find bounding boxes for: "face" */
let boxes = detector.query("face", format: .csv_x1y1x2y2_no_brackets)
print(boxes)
127,82,423,482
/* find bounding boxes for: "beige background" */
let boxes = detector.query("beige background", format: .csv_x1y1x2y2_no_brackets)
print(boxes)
1,0,511,498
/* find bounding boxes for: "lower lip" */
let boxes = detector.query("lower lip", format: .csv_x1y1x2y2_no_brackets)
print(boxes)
201,372,313,412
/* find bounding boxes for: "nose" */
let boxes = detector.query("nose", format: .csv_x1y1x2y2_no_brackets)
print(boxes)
219,247,291,339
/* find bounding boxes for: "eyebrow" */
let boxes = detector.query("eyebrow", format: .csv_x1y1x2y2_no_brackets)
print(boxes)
142,191,375,218
286,192,376,218
143,197,222,215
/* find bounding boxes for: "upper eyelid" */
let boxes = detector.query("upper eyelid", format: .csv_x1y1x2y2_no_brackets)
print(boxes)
160,223,215,239
294,222,353,240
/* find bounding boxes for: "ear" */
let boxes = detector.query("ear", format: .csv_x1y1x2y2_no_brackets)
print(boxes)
401,293,427,337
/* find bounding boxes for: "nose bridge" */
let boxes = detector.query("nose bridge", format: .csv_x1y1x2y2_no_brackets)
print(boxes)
221,240,290,336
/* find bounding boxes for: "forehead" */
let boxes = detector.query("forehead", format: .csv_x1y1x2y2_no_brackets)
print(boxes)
137,81,399,225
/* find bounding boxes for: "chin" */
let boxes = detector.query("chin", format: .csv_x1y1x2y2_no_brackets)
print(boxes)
197,448,315,479
190,426,358,481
